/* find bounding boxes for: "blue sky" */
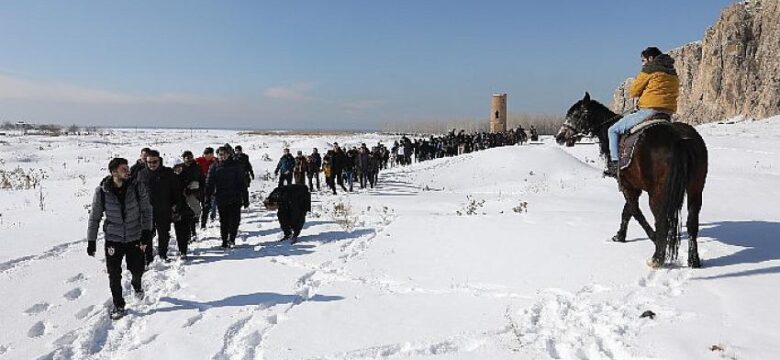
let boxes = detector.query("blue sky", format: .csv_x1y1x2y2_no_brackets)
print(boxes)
0,0,735,130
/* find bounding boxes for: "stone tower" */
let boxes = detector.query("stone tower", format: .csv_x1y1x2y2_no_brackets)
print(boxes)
490,93,507,133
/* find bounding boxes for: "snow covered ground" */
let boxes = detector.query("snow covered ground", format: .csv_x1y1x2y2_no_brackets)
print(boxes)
1,117,779,359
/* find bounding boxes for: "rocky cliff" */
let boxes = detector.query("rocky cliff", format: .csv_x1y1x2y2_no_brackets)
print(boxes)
612,0,780,123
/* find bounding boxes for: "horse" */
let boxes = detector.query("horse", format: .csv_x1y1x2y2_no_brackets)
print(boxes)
555,92,708,268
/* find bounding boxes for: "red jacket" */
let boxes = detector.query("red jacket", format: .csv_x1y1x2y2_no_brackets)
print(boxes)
195,156,216,176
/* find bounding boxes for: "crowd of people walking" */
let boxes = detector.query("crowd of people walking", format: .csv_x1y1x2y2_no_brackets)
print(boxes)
87,143,251,319
389,126,539,165
86,127,538,319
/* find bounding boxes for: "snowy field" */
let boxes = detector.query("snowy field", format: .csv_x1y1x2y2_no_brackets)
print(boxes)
1,118,779,359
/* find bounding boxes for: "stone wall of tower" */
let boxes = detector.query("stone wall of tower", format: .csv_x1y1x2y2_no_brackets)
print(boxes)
490,93,507,133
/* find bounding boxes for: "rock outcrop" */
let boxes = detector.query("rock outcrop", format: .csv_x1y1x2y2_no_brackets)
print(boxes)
612,0,780,123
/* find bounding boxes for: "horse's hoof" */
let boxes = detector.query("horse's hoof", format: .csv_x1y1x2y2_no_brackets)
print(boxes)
646,258,663,269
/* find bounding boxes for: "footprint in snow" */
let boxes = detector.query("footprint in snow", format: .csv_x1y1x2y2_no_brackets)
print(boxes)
28,321,46,338
24,302,50,315
63,288,83,301
183,313,203,328
75,305,95,319
66,273,87,283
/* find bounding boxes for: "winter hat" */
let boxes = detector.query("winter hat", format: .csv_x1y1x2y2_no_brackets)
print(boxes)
172,158,184,168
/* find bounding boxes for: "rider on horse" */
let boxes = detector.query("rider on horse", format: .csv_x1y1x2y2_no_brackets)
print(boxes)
604,47,679,177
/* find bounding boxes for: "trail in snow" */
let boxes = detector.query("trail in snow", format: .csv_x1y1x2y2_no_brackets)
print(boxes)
2,124,779,359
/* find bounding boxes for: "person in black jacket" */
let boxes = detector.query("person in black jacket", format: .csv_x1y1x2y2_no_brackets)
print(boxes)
172,160,195,259
136,150,180,263
263,184,311,244
181,151,203,240
87,157,153,320
332,143,349,192
206,145,250,248
234,145,254,188
306,148,322,192
344,146,357,192
129,147,150,179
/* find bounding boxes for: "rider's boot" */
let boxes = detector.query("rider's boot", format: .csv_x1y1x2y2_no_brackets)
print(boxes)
603,160,619,178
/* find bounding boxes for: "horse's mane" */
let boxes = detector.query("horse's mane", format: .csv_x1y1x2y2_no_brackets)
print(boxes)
585,99,619,159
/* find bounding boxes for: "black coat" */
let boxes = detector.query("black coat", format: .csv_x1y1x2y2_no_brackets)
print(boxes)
265,184,310,237
206,158,249,207
266,184,311,213
235,153,254,183
332,149,347,172
172,172,195,222
307,153,322,174
136,166,180,222
129,159,146,179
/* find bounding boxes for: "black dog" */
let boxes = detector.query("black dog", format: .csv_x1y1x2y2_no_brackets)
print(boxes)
263,184,311,243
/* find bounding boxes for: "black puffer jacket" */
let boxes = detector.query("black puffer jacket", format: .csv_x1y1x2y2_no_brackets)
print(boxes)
265,184,311,214
206,158,249,207
87,176,153,243
136,166,179,222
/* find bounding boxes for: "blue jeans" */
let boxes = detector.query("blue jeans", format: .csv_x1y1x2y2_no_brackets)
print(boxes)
608,109,656,161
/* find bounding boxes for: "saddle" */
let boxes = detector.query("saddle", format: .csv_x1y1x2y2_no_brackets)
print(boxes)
618,114,672,170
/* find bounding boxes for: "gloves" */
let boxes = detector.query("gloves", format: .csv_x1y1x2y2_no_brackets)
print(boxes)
87,241,96,257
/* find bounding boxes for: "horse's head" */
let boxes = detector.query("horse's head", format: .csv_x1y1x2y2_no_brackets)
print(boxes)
556,92,599,147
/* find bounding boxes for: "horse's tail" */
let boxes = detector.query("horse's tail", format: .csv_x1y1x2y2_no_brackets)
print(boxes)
664,139,693,261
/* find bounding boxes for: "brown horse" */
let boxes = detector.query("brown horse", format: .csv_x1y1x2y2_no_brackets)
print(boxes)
555,93,708,268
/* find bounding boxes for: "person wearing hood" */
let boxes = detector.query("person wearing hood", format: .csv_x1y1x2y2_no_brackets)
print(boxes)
604,47,679,177
87,157,153,320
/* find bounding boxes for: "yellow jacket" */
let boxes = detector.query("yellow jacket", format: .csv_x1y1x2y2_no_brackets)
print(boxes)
629,54,679,113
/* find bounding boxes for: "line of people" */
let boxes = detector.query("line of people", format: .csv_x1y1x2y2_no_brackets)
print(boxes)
390,126,539,165
87,143,252,319
275,142,387,195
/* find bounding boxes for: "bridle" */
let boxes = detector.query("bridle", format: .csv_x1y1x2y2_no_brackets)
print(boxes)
562,111,629,139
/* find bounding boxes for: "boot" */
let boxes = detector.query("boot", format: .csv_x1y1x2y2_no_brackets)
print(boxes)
603,160,619,178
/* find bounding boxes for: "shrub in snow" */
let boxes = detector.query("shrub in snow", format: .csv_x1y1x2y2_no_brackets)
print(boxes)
331,200,359,231
456,195,486,216
0,167,47,190
512,201,529,214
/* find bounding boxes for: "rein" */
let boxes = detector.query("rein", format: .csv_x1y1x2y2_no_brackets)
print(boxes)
566,110,631,138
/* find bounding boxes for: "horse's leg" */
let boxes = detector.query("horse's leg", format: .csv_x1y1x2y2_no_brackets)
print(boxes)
613,201,631,242
613,187,642,242
686,180,704,268
633,205,656,241
647,193,667,268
